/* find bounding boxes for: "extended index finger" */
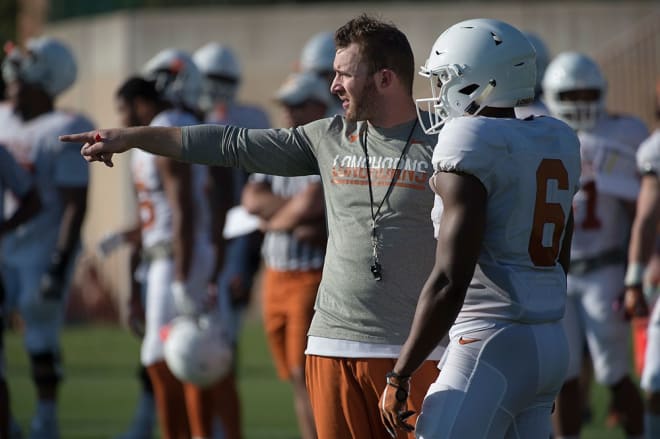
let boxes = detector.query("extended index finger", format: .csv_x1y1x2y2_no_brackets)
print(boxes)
59,131,96,143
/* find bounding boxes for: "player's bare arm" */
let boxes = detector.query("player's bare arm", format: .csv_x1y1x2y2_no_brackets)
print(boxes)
61,126,183,167
0,186,41,237
157,157,194,283
208,166,234,282
625,175,659,317
41,185,87,300
558,212,574,276
266,182,324,231
241,181,288,220
379,170,486,435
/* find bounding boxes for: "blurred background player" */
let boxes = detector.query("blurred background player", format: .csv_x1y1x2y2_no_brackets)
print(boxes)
626,80,660,439
515,31,550,119
0,143,41,439
193,42,269,439
0,36,93,438
298,31,343,117
110,76,164,439
543,51,648,439
241,71,329,439
128,49,223,439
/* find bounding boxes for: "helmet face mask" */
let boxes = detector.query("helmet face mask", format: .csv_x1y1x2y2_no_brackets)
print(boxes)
193,43,241,109
542,52,606,131
198,76,239,112
416,18,536,134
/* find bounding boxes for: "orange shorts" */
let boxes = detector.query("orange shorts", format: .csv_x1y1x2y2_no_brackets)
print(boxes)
306,355,439,439
262,267,322,380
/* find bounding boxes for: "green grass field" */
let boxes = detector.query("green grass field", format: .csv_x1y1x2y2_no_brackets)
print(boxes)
5,321,629,438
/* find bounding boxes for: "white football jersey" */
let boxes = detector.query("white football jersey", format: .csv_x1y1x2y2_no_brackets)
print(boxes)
637,129,660,175
132,109,210,249
432,115,581,323
570,115,648,259
0,104,93,264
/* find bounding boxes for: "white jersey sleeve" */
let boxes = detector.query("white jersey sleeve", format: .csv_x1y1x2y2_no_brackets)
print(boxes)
637,129,660,175
432,116,581,323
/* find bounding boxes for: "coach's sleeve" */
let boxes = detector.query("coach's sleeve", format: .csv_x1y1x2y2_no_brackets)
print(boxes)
182,124,319,177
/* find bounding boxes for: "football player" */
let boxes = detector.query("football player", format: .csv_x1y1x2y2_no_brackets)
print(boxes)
543,51,648,439
626,81,660,439
193,42,268,439
241,71,330,439
111,76,160,439
128,50,220,439
0,36,93,438
0,143,41,439
380,18,580,438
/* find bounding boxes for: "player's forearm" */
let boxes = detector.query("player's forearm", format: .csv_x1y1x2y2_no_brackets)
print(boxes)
209,167,233,281
0,188,40,236
172,208,194,281
629,178,660,265
53,188,87,270
394,271,464,377
241,183,288,220
266,184,324,231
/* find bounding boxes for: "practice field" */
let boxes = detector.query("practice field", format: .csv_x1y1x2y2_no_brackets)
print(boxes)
6,322,628,438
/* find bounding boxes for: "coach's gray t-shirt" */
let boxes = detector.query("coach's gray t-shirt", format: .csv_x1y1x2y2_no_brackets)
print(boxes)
183,116,437,345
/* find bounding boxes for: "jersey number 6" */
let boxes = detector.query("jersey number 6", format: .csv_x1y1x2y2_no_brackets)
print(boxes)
528,159,569,267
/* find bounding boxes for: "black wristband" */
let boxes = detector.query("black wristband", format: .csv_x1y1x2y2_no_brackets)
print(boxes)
386,371,410,381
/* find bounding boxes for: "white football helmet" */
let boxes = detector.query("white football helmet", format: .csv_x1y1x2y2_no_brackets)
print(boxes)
163,313,233,388
300,31,335,75
193,43,241,110
542,51,606,131
416,18,536,134
142,49,202,111
2,36,77,97
522,32,549,95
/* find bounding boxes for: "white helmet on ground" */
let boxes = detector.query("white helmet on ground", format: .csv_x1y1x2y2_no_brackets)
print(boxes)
142,49,201,110
192,43,241,110
542,51,606,131
2,36,77,97
300,31,335,75
163,313,233,388
522,32,549,95
416,18,536,134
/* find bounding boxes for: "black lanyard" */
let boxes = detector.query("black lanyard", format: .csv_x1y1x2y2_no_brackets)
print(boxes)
360,119,418,280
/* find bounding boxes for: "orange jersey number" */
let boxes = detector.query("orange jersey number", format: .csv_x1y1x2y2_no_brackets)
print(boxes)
528,159,570,267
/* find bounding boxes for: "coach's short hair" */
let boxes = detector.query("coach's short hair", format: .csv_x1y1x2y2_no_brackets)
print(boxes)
334,14,415,95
